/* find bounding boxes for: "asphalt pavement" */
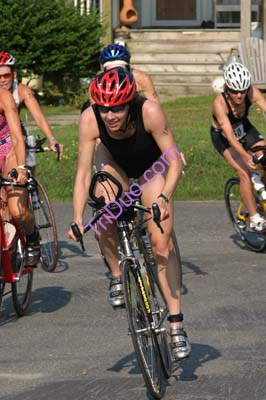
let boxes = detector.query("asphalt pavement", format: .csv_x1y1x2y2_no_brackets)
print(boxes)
1,201,266,400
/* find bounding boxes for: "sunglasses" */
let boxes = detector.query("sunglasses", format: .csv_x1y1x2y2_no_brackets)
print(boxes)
0,73,12,80
97,104,127,114
227,88,248,95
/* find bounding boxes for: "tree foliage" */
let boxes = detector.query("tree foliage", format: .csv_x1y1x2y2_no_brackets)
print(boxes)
0,0,102,78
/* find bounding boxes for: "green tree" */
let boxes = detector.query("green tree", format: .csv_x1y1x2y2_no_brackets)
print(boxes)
0,0,102,79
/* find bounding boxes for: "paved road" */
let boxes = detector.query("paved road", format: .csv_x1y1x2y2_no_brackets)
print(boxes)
1,201,266,400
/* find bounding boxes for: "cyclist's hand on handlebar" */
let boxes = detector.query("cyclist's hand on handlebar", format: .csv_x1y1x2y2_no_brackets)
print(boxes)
9,166,28,184
67,221,84,241
245,154,256,170
49,142,64,160
156,197,169,221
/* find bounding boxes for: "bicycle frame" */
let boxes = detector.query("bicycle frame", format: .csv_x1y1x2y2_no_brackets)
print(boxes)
0,218,31,284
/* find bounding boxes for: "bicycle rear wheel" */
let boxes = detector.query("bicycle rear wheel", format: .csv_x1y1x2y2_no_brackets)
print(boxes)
123,260,165,399
224,177,266,252
11,238,33,317
32,182,58,272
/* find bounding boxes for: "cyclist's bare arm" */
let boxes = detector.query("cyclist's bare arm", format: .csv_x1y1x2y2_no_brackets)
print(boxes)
142,100,182,218
0,89,27,182
68,107,98,240
212,95,254,168
133,69,160,103
18,83,63,158
250,85,266,112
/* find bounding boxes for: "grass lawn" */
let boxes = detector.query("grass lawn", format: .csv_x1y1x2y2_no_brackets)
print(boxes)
29,94,266,201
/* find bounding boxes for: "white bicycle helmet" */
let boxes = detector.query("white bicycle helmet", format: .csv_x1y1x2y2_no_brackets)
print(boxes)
224,62,251,91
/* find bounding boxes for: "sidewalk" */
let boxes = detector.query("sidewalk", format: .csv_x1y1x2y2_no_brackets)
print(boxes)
28,112,80,129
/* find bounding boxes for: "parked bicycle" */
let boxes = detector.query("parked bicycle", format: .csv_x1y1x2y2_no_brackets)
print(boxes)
72,170,181,399
224,144,266,252
0,173,37,316
25,135,59,271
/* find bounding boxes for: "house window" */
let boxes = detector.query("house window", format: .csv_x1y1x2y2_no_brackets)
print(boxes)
156,0,196,21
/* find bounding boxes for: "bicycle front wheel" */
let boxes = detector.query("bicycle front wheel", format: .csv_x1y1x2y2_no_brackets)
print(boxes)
32,182,58,272
144,259,172,380
11,238,33,317
123,260,165,399
224,177,266,252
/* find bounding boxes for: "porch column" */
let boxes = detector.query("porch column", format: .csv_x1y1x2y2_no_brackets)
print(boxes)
240,0,251,39
262,0,266,41
101,0,113,47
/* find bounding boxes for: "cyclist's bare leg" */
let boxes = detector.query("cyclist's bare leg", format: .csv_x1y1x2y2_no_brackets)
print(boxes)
95,142,130,278
223,147,257,216
3,150,35,235
139,173,183,327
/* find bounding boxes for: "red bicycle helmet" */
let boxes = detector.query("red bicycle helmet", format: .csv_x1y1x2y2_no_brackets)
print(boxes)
0,52,16,66
90,67,136,107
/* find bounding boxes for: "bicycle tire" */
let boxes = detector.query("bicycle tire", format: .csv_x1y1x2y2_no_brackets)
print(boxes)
123,260,165,399
143,252,172,380
224,177,266,252
133,227,174,378
11,238,33,317
31,181,58,272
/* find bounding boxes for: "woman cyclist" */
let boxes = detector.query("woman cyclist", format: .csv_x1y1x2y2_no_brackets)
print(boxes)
0,85,39,265
81,43,160,113
211,62,266,231
0,51,63,162
68,67,190,361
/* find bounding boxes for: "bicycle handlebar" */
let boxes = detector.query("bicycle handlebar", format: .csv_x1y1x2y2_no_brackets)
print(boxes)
71,171,164,250
250,145,266,165
0,172,37,192
26,135,61,161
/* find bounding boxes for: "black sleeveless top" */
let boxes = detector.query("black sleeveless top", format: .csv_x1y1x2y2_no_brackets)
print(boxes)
213,91,252,126
92,98,161,178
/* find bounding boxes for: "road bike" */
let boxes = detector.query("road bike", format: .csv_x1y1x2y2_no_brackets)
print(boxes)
224,144,266,252
0,173,37,317
71,170,177,399
26,135,59,271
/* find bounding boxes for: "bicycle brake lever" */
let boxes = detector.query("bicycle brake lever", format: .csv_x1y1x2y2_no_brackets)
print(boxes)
152,203,164,234
71,222,85,251
55,143,60,161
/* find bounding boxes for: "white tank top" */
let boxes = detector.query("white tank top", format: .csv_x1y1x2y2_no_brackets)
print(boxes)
12,80,20,108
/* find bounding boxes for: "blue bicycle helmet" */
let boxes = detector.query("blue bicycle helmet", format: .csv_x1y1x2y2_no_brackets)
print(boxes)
99,44,131,65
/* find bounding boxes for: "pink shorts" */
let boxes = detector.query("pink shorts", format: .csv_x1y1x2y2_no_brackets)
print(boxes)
0,141,13,173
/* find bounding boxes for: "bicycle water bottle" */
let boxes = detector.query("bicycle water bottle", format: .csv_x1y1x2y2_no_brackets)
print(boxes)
251,172,266,200
26,135,36,167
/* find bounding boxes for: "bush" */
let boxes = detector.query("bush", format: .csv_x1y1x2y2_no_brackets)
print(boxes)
0,0,103,84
